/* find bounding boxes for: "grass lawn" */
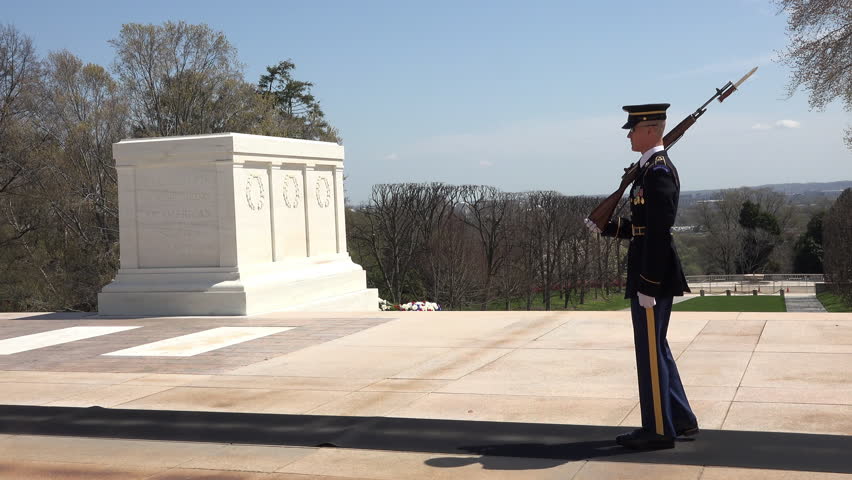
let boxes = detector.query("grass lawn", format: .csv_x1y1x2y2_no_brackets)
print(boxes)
479,289,631,311
816,292,852,312
673,295,786,312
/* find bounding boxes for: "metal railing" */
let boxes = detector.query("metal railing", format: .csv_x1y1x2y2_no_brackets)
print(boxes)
684,274,824,295
685,274,824,283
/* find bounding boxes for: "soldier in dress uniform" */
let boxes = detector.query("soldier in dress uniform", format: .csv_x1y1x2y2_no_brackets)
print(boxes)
585,103,698,450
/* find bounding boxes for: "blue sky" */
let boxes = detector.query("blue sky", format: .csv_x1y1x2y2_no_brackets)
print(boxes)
6,0,851,203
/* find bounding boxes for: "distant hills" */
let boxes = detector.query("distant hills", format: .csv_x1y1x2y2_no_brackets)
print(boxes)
748,181,852,195
679,180,852,206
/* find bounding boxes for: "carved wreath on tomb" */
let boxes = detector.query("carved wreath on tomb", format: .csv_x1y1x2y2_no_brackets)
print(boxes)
315,177,331,208
282,174,301,209
245,173,266,211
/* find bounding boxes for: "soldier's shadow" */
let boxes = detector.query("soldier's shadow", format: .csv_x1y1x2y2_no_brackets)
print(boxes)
425,440,635,471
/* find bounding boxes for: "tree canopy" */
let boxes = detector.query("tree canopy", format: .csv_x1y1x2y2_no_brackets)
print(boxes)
793,211,824,273
258,60,340,143
824,188,852,302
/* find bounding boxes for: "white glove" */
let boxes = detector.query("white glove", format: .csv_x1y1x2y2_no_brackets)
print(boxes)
584,218,601,234
638,292,656,309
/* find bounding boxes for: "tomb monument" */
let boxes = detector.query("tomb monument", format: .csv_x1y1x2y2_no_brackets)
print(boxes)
98,133,378,316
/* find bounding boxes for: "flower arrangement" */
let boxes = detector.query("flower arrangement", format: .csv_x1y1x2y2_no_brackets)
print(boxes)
379,299,442,311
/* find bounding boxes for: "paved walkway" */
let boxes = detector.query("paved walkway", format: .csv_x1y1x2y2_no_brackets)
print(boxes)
0,309,850,479
784,294,828,313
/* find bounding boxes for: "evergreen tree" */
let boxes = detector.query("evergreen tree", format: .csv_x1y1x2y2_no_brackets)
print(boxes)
258,60,341,143
793,211,825,273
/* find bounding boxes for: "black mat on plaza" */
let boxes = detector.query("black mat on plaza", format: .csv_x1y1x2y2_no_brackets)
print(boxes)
1,405,849,474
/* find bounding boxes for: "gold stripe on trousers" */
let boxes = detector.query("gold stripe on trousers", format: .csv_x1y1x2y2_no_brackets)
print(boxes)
646,307,664,435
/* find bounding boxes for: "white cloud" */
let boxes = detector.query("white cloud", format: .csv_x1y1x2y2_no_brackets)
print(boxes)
776,119,801,129
479,160,494,167
751,120,801,131
384,152,399,161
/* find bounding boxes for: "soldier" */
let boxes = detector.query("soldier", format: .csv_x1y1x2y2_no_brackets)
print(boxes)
585,103,698,450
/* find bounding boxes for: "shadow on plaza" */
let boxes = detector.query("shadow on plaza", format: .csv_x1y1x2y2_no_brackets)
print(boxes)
425,440,632,471
4,312,99,321
0,405,850,474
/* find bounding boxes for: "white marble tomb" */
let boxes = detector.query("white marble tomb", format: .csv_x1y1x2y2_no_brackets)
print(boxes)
98,133,378,316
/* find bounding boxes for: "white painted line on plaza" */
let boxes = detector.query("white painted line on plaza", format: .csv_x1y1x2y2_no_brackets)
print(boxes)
0,326,141,355
102,327,294,357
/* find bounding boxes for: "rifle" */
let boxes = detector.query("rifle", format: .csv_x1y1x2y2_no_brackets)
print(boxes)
587,66,758,231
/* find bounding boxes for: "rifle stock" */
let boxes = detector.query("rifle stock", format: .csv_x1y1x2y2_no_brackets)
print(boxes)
587,164,638,231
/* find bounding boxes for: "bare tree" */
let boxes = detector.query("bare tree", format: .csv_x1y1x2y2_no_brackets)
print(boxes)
458,185,515,309
562,196,613,306
424,212,481,309
414,183,460,303
515,197,541,310
351,184,419,304
0,24,41,197
350,183,456,304
520,191,575,310
110,21,268,137
775,0,852,148
697,196,743,274
0,25,51,310
413,183,458,258
493,241,526,310
0,24,39,127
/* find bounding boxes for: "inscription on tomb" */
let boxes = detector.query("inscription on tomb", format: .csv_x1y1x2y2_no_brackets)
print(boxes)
139,208,212,219
135,168,219,268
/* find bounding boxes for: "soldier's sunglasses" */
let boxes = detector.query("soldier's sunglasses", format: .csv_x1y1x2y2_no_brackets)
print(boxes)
630,123,660,134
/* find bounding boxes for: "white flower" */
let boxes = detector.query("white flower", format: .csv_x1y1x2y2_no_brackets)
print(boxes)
397,300,442,311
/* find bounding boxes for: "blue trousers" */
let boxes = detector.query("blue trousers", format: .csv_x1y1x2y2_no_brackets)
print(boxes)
630,296,696,437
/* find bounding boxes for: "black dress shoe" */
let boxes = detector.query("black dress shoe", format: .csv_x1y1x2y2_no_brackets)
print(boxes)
615,428,675,450
676,424,700,437
615,428,643,446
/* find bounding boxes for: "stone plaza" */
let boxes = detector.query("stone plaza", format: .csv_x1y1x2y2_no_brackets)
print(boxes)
0,309,850,479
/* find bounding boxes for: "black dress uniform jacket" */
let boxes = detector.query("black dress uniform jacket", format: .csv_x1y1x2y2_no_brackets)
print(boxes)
601,151,690,298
